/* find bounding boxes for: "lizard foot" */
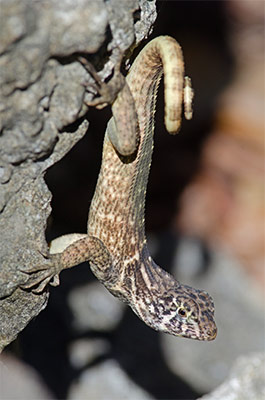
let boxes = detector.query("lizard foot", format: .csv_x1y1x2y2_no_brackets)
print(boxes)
78,53,125,110
20,254,61,293
79,54,139,156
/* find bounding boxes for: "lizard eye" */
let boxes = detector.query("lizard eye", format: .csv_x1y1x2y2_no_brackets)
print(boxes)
177,307,187,317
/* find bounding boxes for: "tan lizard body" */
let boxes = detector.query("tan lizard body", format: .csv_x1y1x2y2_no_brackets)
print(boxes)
22,36,217,340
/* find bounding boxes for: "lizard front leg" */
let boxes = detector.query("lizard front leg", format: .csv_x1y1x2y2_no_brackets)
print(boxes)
20,234,113,293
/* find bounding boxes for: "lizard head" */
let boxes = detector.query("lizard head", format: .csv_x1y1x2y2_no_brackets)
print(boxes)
135,282,217,341
160,285,217,340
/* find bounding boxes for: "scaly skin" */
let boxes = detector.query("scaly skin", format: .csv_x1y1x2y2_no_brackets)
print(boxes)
22,36,217,341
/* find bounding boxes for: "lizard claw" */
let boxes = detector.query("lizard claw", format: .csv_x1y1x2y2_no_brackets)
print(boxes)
50,274,60,287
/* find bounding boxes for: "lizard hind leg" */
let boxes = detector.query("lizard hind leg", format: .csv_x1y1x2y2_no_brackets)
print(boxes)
79,55,139,157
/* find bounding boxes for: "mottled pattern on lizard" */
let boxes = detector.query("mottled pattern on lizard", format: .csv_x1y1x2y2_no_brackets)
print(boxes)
22,36,217,341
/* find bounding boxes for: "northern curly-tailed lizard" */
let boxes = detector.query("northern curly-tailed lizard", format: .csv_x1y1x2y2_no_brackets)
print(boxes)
21,36,217,340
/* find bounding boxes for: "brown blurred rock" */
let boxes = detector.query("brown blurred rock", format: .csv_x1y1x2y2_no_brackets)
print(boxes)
199,352,265,400
176,0,264,291
0,352,54,399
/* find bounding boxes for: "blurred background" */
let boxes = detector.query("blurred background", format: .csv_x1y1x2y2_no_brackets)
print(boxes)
2,1,264,399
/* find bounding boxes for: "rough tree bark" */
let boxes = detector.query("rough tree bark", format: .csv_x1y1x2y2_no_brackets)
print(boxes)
0,0,157,351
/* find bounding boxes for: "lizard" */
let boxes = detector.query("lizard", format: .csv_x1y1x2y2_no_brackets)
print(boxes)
21,36,217,341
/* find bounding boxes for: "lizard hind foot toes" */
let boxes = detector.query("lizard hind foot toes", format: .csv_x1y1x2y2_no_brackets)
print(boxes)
49,274,60,287
31,275,55,293
19,263,52,274
20,269,57,293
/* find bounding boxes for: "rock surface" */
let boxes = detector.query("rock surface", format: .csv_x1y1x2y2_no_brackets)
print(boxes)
68,281,124,332
0,352,54,399
68,359,154,400
199,352,265,400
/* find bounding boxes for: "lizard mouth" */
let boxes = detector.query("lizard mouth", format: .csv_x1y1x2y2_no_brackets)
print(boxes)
201,322,217,341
